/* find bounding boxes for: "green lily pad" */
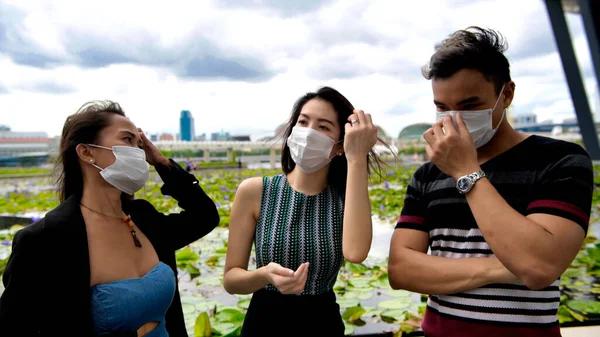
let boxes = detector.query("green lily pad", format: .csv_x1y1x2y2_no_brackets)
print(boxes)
344,323,355,336
385,289,412,297
237,298,251,310
348,277,373,288
342,305,366,323
195,301,220,312
378,299,412,310
567,300,600,315
381,309,408,322
358,292,373,300
337,298,360,308
182,303,196,314
194,312,211,337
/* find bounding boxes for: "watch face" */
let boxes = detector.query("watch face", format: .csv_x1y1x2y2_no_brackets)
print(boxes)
457,177,472,192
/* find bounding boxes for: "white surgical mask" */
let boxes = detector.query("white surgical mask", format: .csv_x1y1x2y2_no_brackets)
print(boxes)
86,144,150,195
287,126,339,173
436,84,506,148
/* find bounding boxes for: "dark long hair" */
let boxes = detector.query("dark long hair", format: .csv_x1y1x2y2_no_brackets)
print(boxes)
55,100,126,202
280,86,389,196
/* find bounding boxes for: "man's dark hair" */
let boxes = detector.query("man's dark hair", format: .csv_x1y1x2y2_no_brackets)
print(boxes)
422,26,512,94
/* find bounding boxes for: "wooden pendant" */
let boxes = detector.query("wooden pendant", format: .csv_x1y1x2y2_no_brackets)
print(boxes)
122,215,142,248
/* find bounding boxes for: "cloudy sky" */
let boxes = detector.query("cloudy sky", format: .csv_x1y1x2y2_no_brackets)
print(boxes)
0,0,598,140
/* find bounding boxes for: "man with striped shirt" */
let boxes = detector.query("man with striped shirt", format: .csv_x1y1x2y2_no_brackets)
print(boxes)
388,26,593,337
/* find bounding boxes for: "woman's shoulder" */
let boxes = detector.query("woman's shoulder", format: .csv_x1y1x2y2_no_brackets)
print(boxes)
236,176,264,198
237,174,286,195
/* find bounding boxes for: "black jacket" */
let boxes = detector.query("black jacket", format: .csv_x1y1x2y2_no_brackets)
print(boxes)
0,159,220,337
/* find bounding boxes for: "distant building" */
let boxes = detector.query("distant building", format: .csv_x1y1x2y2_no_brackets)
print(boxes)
195,133,207,141
179,110,195,141
159,133,175,141
0,125,10,131
513,113,537,125
211,131,231,141
231,135,251,141
398,123,430,140
0,130,51,166
150,134,159,142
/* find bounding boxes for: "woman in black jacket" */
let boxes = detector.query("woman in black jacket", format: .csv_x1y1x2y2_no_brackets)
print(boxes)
0,101,219,337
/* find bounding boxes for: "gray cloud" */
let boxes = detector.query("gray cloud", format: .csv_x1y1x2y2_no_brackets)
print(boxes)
0,83,8,94
77,48,137,68
0,3,275,82
0,4,64,68
181,55,270,81
28,82,76,95
218,0,330,16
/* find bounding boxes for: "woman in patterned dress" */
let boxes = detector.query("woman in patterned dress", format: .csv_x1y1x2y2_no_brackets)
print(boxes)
223,86,386,336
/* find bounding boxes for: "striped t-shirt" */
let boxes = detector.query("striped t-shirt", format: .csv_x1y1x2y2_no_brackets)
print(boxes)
395,135,593,337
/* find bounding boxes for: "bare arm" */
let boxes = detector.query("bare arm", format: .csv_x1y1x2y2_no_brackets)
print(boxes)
342,159,373,263
388,228,517,295
223,177,309,295
341,109,378,263
424,117,593,291
223,177,270,294
465,177,587,290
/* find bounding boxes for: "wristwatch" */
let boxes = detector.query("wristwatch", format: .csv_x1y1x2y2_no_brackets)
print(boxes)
456,170,486,194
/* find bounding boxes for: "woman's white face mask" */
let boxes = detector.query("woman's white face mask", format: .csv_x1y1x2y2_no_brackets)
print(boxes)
286,126,341,173
86,144,149,195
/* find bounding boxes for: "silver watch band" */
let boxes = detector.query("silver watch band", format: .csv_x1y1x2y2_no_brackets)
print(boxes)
468,170,486,182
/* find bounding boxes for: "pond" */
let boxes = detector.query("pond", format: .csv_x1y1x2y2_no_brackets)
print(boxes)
1,219,599,336
1,164,600,335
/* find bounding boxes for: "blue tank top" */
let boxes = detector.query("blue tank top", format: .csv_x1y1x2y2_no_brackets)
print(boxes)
90,262,176,337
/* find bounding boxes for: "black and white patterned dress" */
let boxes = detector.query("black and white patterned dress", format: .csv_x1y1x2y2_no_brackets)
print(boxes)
240,174,346,337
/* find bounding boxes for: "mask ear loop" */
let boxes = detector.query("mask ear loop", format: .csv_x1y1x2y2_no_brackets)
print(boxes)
491,84,507,130
84,144,108,171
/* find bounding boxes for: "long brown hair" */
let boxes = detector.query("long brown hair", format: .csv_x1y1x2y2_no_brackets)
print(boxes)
55,100,126,202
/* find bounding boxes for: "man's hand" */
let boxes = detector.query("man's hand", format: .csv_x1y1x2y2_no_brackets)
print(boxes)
423,113,479,179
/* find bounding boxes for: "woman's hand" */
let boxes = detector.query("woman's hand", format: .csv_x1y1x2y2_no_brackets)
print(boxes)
137,321,158,337
263,262,309,295
139,128,170,167
344,109,378,163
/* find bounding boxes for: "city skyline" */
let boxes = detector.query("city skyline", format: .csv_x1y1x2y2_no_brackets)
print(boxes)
0,0,598,140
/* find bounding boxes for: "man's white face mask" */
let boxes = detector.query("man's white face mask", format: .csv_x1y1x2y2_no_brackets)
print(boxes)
436,84,506,148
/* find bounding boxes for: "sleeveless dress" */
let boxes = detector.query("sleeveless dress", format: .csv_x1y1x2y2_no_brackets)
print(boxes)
90,262,176,336
240,174,346,337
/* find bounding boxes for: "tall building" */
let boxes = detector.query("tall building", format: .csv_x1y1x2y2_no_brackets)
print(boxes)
179,110,195,142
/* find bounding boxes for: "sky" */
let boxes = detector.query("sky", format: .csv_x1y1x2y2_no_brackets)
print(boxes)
0,0,599,140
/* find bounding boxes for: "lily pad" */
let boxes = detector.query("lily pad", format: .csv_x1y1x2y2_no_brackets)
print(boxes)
237,298,251,310
381,309,408,322
182,303,196,314
337,298,360,309
378,299,412,310
194,312,211,337
342,305,366,323
567,300,600,315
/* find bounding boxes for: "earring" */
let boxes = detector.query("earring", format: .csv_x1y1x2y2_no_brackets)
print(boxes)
90,159,94,163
